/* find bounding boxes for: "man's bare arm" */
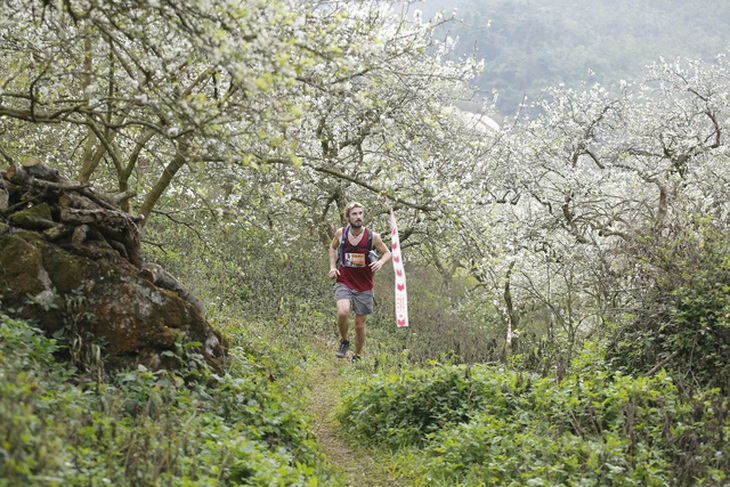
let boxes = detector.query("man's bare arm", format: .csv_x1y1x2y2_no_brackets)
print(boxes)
328,229,343,279
370,233,392,272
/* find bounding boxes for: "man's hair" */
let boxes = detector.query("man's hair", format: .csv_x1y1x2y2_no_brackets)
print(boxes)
344,201,364,219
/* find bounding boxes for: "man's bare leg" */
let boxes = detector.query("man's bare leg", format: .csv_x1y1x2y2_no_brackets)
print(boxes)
335,299,352,358
353,314,367,357
336,299,351,340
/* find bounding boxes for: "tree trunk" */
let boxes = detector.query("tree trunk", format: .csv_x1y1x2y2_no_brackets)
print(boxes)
137,139,189,224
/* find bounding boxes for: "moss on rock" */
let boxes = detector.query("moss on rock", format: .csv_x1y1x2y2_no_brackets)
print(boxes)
0,232,227,376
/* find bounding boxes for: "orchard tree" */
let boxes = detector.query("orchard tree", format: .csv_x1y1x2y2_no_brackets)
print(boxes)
457,53,730,374
0,0,322,222
0,0,489,244
210,1,488,245
0,0,497,346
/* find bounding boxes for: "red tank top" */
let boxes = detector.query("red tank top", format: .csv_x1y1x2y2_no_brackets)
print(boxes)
337,227,374,292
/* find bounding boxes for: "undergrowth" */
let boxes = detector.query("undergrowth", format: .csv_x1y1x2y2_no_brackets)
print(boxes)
0,311,339,486
9,213,729,486
336,355,730,486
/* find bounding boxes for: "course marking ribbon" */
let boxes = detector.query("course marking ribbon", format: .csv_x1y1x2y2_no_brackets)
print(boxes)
507,316,512,345
390,206,409,327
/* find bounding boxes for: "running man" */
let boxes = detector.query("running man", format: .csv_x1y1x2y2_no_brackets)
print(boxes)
328,202,391,361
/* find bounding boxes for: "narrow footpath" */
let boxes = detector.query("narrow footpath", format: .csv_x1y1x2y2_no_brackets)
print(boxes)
303,338,400,487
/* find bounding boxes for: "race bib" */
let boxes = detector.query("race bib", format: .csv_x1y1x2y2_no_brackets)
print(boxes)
344,252,366,267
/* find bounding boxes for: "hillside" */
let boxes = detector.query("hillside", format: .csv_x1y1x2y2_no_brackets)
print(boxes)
419,0,730,114
4,0,730,484
4,312,729,485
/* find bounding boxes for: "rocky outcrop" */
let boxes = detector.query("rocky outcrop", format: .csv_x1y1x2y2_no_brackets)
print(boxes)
0,161,227,376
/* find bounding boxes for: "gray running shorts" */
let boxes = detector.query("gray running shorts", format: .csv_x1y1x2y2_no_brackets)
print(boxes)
334,282,374,315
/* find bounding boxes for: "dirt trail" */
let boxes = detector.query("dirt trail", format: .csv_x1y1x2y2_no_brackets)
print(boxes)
304,339,398,487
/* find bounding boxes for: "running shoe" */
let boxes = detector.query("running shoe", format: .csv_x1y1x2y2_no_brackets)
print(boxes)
335,339,350,358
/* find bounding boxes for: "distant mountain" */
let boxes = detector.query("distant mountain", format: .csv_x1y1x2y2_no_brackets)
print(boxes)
416,0,730,115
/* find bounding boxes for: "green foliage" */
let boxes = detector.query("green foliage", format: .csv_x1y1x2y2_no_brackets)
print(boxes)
337,359,730,486
0,315,74,483
367,265,508,366
144,209,332,333
608,215,730,392
336,364,534,450
0,313,337,486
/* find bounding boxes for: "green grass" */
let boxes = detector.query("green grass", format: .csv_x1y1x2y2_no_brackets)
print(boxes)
4,299,730,487
335,358,730,486
0,311,337,486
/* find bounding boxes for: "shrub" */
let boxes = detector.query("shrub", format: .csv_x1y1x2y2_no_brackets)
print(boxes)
336,364,534,449
422,369,729,485
607,214,730,393
338,359,730,485
144,210,333,332
0,314,337,486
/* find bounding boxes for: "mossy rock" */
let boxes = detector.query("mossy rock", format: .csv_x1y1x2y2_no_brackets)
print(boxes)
0,230,227,375
8,202,56,228
0,231,47,296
